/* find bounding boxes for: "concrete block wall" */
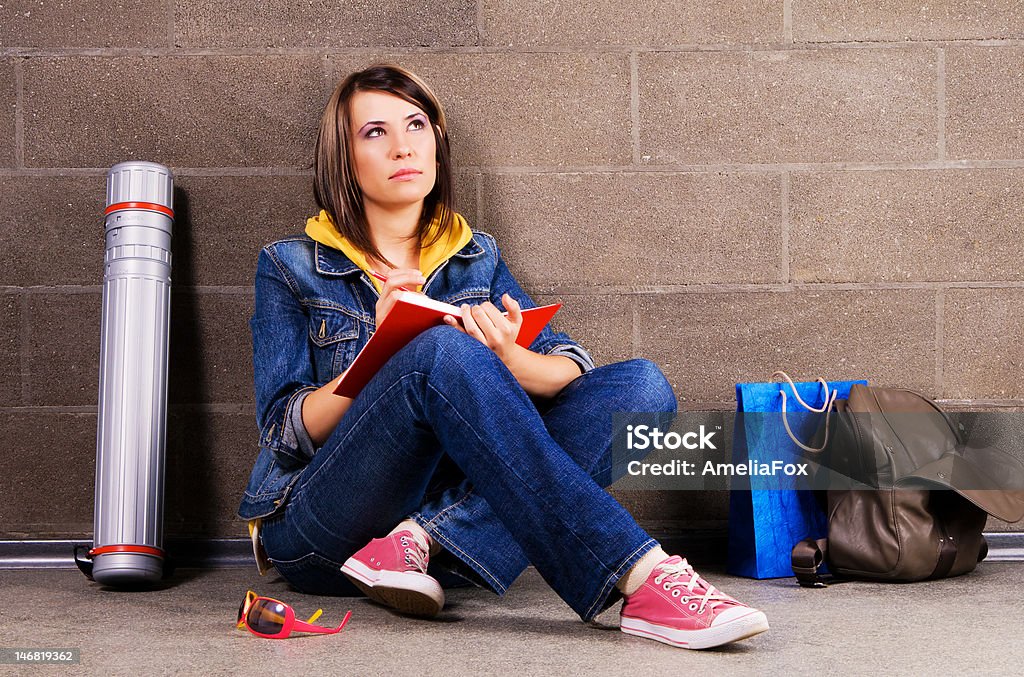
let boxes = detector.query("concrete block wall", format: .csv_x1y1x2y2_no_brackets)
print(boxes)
2,2,1023,539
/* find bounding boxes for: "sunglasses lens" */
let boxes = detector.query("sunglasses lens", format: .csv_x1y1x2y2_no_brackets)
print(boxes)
247,599,288,635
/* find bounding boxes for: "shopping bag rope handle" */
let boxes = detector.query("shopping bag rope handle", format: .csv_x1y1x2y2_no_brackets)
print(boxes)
772,370,837,453
772,371,832,412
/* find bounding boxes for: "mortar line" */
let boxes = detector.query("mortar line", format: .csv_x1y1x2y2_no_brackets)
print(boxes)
0,167,314,177
19,292,30,406
937,47,947,161
280,160,1024,173
476,281,1024,296
781,172,791,283
321,53,331,96
13,57,24,168
935,288,945,396
167,0,175,48
937,399,1024,409
476,172,483,226
447,160,1024,172
5,40,1024,58
632,298,640,358
7,396,1019,414
783,0,793,44
5,160,1024,177
2,285,258,294
677,398,1024,411
5,281,1024,295
0,403,256,414
631,51,640,165
1,405,98,414
476,0,485,46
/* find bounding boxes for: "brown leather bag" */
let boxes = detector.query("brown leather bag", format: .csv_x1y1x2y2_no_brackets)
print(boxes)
786,382,1024,587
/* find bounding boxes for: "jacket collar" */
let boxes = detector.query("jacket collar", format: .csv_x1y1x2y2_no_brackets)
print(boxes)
314,236,485,277
314,242,362,277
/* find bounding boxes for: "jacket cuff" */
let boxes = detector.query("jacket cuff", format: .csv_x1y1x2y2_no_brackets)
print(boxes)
285,389,318,463
546,344,596,374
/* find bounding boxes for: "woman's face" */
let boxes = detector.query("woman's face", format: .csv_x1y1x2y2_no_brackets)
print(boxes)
348,90,438,214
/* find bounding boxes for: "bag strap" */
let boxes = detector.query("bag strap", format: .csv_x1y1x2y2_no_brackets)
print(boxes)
929,535,958,580
791,538,830,588
772,371,838,453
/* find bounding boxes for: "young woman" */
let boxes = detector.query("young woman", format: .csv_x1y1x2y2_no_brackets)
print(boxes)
237,64,769,650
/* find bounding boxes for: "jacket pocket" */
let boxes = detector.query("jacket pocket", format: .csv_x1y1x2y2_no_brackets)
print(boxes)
308,306,360,378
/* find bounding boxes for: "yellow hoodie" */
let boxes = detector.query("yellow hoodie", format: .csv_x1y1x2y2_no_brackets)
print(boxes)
304,207,473,292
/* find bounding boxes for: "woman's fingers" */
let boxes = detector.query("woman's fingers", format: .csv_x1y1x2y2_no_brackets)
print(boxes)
375,268,425,326
503,293,523,329
462,302,522,354
442,314,465,332
460,303,482,339
473,303,501,338
382,268,425,295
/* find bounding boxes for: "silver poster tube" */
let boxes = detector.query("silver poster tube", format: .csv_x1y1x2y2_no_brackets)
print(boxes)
91,161,174,586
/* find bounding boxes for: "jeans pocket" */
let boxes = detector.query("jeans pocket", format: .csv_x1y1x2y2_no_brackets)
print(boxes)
269,552,359,597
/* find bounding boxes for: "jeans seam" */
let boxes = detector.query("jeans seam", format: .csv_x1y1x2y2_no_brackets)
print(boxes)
420,490,475,528
583,538,658,620
415,518,508,594
427,380,620,581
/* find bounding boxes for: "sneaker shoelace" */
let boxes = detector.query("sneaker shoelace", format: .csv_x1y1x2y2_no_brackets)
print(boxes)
398,534,429,574
654,559,733,614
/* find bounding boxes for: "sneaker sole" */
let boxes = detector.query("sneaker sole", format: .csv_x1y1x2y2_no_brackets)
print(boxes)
341,558,444,617
620,610,769,650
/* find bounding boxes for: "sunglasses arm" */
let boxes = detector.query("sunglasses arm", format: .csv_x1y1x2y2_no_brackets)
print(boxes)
290,609,352,635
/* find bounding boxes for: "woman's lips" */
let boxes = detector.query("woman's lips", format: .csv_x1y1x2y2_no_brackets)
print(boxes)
390,170,422,181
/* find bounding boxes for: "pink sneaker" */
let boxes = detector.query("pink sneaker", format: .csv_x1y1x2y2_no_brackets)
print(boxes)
620,555,769,650
341,530,444,617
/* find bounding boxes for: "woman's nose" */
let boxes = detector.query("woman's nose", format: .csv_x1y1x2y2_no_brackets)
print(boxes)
392,135,412,159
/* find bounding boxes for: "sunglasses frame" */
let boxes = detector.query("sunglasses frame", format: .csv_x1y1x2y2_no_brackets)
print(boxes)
237,590,352,639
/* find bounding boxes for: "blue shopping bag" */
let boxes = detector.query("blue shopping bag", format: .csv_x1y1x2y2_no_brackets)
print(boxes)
726,373,868,579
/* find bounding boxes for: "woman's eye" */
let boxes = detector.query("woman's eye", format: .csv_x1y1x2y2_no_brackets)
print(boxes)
365,119,424,138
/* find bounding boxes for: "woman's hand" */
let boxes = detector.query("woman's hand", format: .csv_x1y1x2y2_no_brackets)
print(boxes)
443,293,524,363
442,293,581,398
374,268,426,328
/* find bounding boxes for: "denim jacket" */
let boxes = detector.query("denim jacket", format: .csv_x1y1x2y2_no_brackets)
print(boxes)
237,230,596,520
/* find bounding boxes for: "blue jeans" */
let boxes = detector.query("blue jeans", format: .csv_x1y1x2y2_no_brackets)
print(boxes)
260,326,677,622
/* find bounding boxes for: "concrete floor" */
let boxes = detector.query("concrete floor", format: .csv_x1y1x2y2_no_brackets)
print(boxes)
2,562,1022,676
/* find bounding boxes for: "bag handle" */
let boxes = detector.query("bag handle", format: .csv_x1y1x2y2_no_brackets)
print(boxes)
791,537,830,587
772,371,837,454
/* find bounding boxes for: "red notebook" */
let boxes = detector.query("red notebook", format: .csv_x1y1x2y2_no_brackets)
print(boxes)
333,291,561,398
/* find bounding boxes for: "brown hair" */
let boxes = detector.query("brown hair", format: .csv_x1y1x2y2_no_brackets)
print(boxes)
313,64,456,268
